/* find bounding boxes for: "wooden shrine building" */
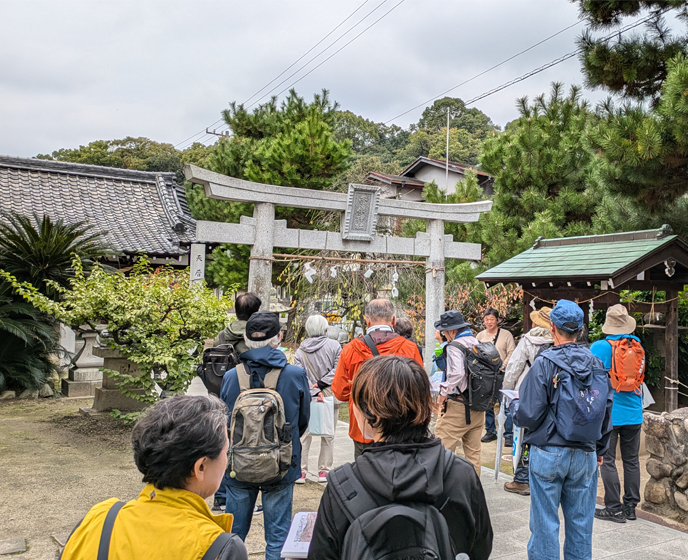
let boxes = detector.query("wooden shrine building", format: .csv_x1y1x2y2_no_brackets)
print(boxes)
476,226,688,412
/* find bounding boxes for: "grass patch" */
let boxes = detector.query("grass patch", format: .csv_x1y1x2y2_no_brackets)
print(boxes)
338,405,349,423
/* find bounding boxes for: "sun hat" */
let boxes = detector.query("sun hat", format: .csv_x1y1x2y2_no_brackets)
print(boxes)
530,306,553,329
602,304,636,335
245,311,281,341
434,310,471,332
549,300,583,333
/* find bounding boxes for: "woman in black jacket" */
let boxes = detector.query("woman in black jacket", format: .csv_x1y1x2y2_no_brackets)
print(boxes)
307,355,493,560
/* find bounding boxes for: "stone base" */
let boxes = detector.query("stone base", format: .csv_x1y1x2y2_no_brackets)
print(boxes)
61,378,101,397
71,367,103,382
93,387,148,412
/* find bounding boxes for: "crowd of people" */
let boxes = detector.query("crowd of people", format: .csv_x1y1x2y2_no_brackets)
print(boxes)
60,293,648,560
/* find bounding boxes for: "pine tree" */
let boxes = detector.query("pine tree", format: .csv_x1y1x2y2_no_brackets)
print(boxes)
185,89,352,289
574,0,688,103
479,83,600,266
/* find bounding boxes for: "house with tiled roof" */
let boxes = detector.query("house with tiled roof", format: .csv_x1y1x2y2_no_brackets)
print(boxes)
364,156,493,200
0,155,196,266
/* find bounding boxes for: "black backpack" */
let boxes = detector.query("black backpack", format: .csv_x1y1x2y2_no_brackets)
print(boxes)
197,335,241,396
448,341,503,418
328,448,457,560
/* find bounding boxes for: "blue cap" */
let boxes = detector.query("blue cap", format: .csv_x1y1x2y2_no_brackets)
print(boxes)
549,300,583,333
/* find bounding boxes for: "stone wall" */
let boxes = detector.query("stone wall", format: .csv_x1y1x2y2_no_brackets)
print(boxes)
642,408,688,523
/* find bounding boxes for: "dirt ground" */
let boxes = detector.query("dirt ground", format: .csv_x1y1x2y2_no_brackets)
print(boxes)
0,397,324,558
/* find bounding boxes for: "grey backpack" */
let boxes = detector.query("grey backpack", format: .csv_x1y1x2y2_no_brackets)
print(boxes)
227,364,293,485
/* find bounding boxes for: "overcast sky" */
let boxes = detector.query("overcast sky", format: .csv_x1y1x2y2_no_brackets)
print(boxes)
0,0,640,157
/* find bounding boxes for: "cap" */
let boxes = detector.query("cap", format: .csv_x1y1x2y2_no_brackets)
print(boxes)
434,310,471,332
245,311,281,341
549,300,583,333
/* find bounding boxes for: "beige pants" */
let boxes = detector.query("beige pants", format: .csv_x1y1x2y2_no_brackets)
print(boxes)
301,403,339,473
435,399,485,476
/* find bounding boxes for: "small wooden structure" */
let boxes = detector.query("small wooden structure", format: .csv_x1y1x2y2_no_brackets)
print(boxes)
477,226,688,412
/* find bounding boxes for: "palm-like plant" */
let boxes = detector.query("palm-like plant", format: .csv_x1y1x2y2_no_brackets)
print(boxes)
0,212,115,299
0,296,60,392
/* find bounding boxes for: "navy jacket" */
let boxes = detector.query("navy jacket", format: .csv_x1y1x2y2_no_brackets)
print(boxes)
513,343,614,456
220,346,310,488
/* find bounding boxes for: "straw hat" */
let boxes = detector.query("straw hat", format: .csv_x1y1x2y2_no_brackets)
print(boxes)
602,304,636,335
530,306,553,329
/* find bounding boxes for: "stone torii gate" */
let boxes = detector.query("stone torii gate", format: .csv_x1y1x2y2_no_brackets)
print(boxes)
185,165,492,368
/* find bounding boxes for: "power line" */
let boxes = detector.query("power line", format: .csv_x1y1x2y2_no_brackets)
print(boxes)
384,10,663,125
246,0,398,109
175,0,386,149
242,0,376,106
268,0,407,102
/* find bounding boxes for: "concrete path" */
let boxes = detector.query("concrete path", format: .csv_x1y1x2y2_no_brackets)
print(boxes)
187,377,688,559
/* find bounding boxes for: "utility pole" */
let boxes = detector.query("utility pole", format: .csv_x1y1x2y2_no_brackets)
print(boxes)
445,107,450,191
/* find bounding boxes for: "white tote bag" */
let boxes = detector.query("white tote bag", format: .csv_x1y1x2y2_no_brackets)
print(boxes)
309,396,335,437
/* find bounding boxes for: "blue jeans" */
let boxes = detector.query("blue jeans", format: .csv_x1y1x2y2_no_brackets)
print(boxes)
225,483,294,560
528,445,598,560
485,395,513,438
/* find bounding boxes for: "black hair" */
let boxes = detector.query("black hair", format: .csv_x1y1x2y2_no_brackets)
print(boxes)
483,308,500,319
235,292,262,321
394,317,414,339
132,395,228,490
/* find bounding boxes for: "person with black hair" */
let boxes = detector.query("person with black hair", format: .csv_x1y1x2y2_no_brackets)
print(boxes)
213,293,262,354
308,355,493,560
60,395,248,560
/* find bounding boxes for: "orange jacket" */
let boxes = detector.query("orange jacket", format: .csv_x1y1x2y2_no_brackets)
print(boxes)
332,331,423,443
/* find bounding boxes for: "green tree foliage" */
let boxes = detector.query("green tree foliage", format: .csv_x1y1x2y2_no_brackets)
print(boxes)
2,257,234,404
37,137,212,182
332,111,410,163
187,90,352,290
479,83,599,266
0,212,114,299
588,54,688,217
574,0,688,103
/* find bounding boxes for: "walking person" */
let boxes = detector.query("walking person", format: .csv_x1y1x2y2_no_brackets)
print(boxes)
591,304,645,523
308,355,493,560
502,306,553,495
332,299,423,459
294,314,342,484
220,311,310,560
477,308,515,444
512,300,613,560
434,310,487,475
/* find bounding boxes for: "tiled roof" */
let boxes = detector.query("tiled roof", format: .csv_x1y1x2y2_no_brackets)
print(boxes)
364,172,425,187
400,156,491,179
477,228,688,286
0,155,196,257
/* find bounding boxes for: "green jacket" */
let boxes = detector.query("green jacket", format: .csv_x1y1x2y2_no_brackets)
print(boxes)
214,319,249,354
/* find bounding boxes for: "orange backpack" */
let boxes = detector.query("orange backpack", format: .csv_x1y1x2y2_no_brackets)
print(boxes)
608,338,645,394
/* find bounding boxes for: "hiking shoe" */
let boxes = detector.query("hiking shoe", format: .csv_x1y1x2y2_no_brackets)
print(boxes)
504,436,513,448
212,497,226,511
595,507,626,523
253,504,263,515
624,504,637,521
318,471,328,483
295,471,307,484
481,432,497,443
504,481,530,496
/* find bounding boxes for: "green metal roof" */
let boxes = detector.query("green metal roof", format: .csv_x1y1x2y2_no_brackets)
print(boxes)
477,229,679,284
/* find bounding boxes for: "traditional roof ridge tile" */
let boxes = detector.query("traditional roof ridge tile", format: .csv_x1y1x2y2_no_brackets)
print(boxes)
0,155,196,257
364,171,425,187
0,154,177,183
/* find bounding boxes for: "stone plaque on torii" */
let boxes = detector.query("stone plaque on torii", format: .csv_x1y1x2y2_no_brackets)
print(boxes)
185,165,493,369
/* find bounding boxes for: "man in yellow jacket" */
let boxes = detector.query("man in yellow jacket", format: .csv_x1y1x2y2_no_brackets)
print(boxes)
61,395,247,560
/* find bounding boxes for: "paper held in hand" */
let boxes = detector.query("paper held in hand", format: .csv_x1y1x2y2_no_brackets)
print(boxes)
499,389,519,402
280,511,318,559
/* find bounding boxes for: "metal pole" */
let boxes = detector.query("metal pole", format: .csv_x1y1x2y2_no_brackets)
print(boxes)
445,108,450,191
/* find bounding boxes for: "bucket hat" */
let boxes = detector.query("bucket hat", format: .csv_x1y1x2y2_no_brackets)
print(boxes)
602,304,636,335
549,300,583,333
434,310,471,332
530,306,553,329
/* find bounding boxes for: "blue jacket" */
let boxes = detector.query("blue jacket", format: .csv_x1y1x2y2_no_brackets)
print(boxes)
220,346,310,488
590,335,644,427
513,343,614,456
